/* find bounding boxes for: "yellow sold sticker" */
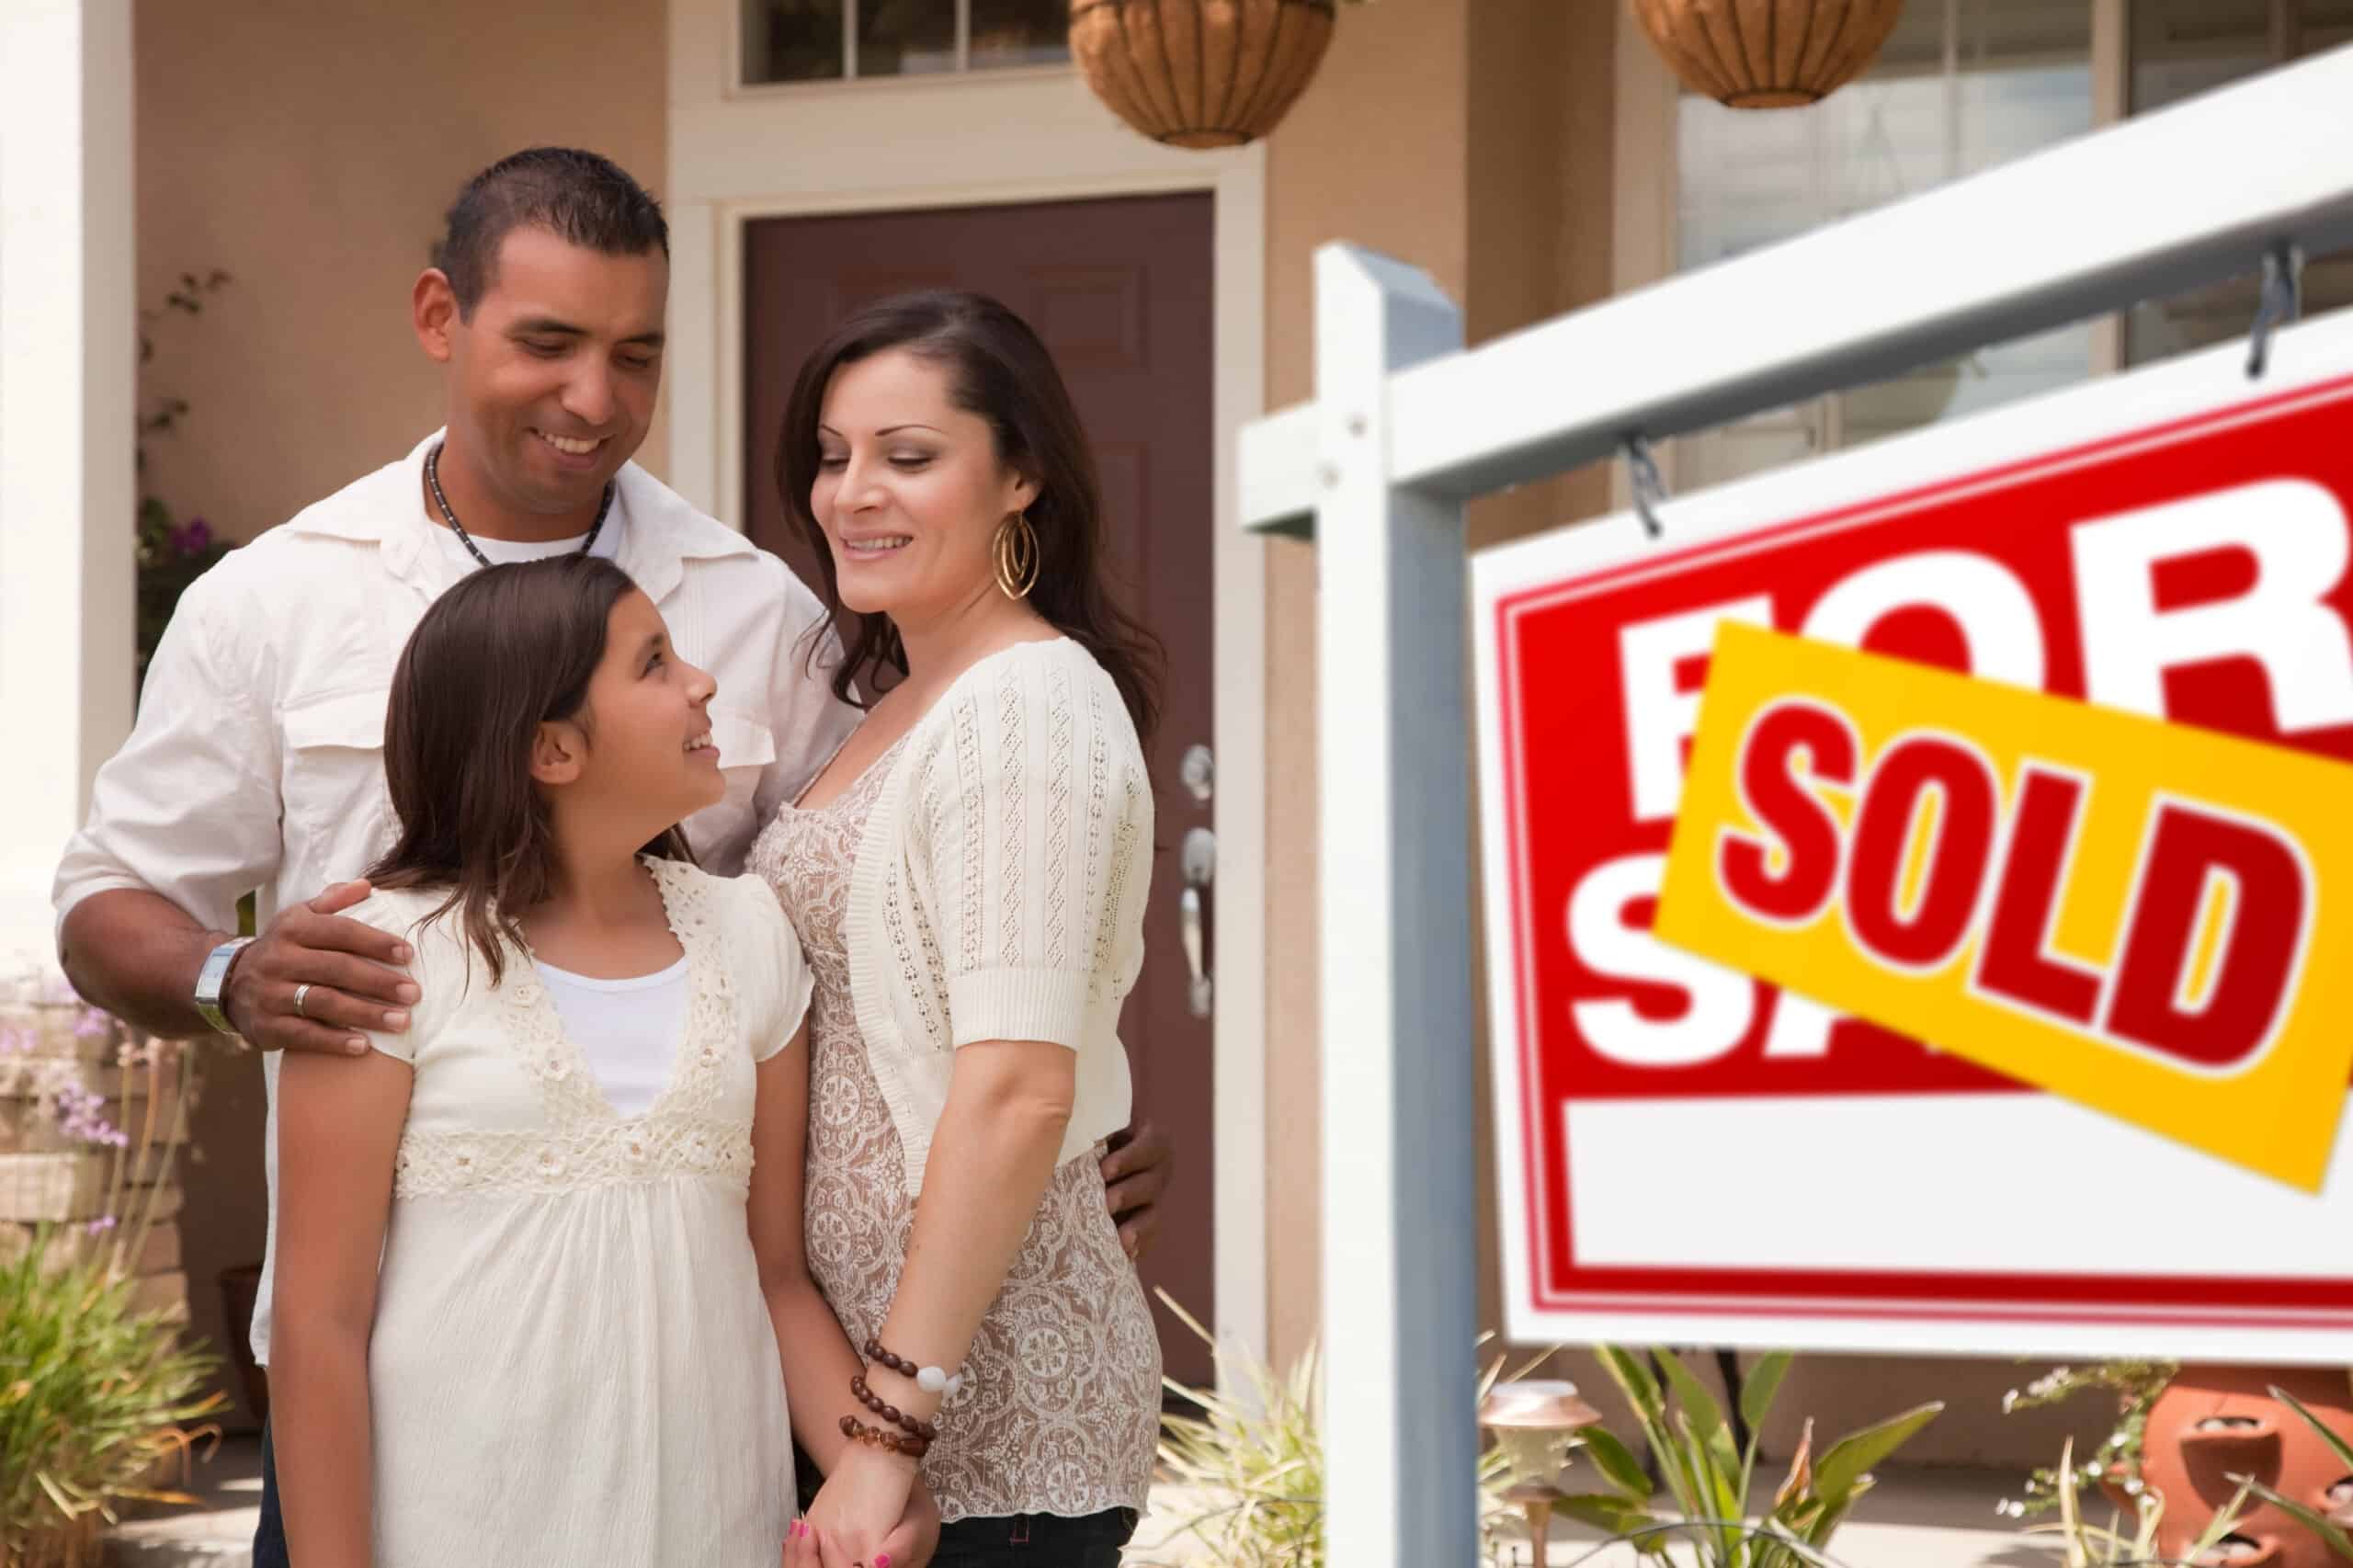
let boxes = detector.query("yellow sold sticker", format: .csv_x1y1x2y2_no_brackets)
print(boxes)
1655,622,2353,1190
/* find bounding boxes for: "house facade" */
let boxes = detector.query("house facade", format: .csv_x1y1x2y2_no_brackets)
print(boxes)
6,0,2345,1471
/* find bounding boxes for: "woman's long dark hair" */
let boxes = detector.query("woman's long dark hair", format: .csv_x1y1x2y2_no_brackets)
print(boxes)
365,556,694,983
776,289,1164,743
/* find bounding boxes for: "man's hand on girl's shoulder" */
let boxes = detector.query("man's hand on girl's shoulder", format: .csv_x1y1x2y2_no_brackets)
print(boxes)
225,881,419,1057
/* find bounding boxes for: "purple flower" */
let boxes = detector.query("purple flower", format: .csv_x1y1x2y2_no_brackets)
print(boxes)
85,1215,118,1236
173,517,212,556
50,1085,124,1148
74,1006,110,1040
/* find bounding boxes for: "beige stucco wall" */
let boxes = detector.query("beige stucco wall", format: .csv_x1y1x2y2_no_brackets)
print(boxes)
136,0,671,551
1254,2,2114,1477
1260,0,1473,1397
1259,0,1621,1382
136,0,668,1431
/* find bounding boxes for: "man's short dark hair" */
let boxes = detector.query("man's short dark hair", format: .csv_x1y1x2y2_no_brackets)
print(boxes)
432,147,668,318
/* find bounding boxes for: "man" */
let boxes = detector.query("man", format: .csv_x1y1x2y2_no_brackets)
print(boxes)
55,148,1171,1567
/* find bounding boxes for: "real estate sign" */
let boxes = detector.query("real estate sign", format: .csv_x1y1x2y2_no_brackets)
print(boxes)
1473,311,2353,1359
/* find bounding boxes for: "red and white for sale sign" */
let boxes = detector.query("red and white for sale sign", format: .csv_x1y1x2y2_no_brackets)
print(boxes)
1472,308,2353,1361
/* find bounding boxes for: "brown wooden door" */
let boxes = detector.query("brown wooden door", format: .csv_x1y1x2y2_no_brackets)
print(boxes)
743,194,1219,1388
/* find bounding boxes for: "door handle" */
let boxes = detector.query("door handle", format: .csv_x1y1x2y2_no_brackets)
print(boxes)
1179,825,1214,1019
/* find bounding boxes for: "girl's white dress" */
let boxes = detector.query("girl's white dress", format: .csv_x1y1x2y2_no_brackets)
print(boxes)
337,859,812,1567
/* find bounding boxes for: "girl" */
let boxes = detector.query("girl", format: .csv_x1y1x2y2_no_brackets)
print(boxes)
756,290,1163,1568
268,556,937,1566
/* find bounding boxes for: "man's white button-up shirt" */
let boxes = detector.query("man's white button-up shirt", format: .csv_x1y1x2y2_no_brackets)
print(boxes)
53,431,858,1361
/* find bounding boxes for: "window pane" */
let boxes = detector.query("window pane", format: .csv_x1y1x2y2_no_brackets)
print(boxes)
971,0,1070,68
744,0,846,84
2308,0,2353,51
2131,0,2268,115
860,0,956,76
2126,1,2353,367
1678,410,1824,494
1872,0,2092,74
1678,3,2092,268
1674,0,2092,483
1842,322,2096,450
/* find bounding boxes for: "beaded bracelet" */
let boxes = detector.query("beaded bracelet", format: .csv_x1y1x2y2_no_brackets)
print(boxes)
838,1413,929,1459
863,1336,965,1398
850,1373,940,1443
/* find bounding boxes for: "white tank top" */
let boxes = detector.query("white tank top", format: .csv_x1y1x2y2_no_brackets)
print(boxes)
530,954,688,1119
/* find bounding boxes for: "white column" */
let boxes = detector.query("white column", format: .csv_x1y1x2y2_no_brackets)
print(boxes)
0,0,137,962
1313,243,1476,1568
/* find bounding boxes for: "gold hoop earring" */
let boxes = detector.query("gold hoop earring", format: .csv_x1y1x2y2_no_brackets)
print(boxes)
994,511,1040,601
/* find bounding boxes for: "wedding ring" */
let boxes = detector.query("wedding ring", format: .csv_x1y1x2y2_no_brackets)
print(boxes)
292,983,313,1018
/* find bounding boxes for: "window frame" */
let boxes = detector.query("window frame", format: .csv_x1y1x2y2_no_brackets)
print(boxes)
732,0,1074,95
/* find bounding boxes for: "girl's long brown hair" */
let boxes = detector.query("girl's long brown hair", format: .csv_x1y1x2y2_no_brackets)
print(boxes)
365,556,694,983
776,289,1164,744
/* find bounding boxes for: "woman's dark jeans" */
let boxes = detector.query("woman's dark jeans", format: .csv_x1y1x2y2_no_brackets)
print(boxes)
930,1509,1140,1568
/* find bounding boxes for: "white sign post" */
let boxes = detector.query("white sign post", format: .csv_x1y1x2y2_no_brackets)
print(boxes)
1310,247,1477,1568
1242,45,2353,1568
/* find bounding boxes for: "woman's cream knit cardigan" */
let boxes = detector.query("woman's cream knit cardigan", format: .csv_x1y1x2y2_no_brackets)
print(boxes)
844,637,1154,1196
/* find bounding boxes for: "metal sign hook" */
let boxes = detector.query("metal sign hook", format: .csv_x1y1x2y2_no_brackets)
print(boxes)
1623,435,1668,540
2247,241,2305,380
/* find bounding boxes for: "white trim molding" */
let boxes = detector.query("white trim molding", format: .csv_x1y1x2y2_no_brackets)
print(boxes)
668,0,1272,1370
1,0,136,960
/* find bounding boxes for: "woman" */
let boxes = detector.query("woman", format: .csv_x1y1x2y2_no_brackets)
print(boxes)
755,290,1164,1568
268,557,938,1567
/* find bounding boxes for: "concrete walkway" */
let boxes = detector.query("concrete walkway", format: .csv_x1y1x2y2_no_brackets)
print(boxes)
1127,1467,2060,1568
108,1437,2060,1567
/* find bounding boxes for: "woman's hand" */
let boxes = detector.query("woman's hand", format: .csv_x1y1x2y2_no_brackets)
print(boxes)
888,1478,941,1568
795,1446,922,1568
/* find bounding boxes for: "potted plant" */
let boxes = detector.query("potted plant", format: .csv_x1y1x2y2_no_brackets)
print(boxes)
1142,1290,1547,1567
2001,1358,2179,1524
0,988,224,1566
1557,1346,1942,1567
2013,1435,2253,1568
1068,0,1370,149
1632,0,1904,109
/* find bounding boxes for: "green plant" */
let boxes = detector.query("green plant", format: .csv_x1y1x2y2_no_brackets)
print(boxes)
2015,1437,2250,1568
0,1030,225,1565
2000,1361,2179,1521
1142,1290,1540,1568
0,1239,226,1562
1557,1346,1941,1567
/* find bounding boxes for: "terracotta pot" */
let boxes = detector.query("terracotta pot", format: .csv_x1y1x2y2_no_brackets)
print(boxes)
2140,1365,2353,1568
1069,0,1336,149
1631,0,1904,109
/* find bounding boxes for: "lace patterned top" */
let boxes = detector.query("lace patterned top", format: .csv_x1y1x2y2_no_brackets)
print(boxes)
816,638,1155,1196
754,729,1162,1523
328,860,814,1567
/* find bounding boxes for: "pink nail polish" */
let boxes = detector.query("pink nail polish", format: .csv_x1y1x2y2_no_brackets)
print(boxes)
877,1554,892,1568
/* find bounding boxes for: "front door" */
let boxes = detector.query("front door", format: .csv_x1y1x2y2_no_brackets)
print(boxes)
742,193,1219,1388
